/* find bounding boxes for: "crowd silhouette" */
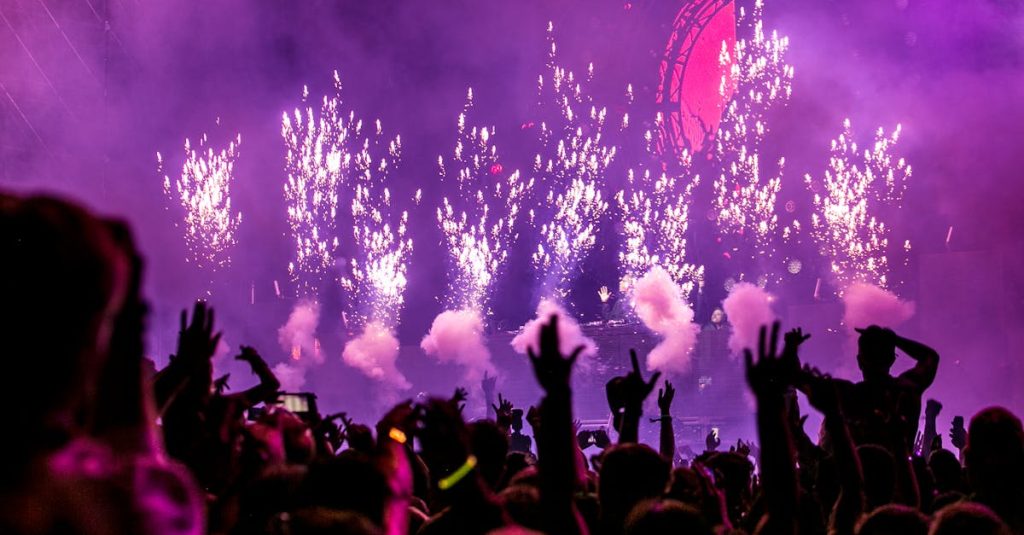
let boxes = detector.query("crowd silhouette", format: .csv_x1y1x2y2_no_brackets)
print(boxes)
1,193,1020,535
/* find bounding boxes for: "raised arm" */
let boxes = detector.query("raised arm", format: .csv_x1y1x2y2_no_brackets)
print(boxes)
491,393,513,434
892,329,940,389
528,315,588,535
223,346,280,409
416,399,506,533
745,322,799,535
656,380,676,462
921,399,942,457
376,401,417,535
482,371,497,420
611,350,660,445
803,367,865,535
153,302,221,414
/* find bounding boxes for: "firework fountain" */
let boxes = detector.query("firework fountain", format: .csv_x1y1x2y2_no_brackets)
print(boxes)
530,22,617,305
615,111,704,373
278,72,357,382
805,119,915,330
280,71,412,394
422,88,532,384
805,119,911,292
616,114,704,301
434,88,531,315
158,127,243,279
712,0,794,286
338,121,408,330
337,101,412,395
281,71,354,299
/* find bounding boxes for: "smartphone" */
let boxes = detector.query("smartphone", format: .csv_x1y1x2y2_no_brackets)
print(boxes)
277,392,313,414
712,427,720,438
952,416,964,429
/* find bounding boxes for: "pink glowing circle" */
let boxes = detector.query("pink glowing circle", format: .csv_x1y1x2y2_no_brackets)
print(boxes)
656,1,736,153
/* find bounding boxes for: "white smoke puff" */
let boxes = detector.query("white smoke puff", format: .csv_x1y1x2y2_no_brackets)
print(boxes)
421,308,495,384
632,267,699,374
343,321,411,391
511,299,597,359
278,299,322,364
273,362,307,392
722,282,776,356
842,282,915,330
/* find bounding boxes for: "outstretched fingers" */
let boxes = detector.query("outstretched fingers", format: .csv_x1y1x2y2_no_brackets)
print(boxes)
630,349,641,375
540,314,560,355
647,370,662,390
568,344,584,366
527,346,539,368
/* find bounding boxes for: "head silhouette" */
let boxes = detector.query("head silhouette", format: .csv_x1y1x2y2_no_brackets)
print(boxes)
855,326,897,381
854,504,928,535
930,502,1011,535
964,407,1024,498
599,444,670,532
0,194,129,457
858,444,896,509
625,499,712,535
469,419,509,491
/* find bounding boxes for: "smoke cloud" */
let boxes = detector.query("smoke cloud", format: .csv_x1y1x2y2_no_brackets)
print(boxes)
842,282,915,331
421,308,495,384
278,299,323,363
511,299,597,359
273,362,308,392
342,321,411,392
632,267,700,374
722,282,777,356
270,300,322,392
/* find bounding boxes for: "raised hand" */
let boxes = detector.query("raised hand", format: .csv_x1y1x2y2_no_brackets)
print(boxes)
705,430,721,452
623,349,661,409
376,400,417,446
783,327,811,356
213,374,231,395
801,365,840,417
315,412,347,451
176,300,221,366
236,345,260,364
735,439,753,458
657,380,676,415
482,371,497,398
493,393,513,429
492,393,513,415
925,399,943,419
950,416,967,450
451,386,469,413
415,398,471,483
527,315,583,394
744,322,793,398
